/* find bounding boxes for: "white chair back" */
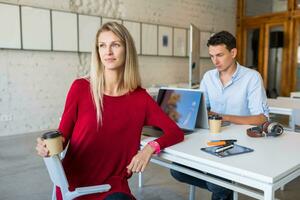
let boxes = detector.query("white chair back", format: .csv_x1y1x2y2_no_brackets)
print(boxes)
43,154,111,200
43,155,69,196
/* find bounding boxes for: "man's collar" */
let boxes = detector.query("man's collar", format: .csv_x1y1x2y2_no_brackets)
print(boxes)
231,62,241,79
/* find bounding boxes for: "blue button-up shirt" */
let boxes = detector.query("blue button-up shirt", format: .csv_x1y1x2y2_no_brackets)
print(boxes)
199,63,269,117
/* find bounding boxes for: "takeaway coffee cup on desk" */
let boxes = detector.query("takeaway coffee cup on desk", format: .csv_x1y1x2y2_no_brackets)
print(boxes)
42,130,63,156
209,115,222,134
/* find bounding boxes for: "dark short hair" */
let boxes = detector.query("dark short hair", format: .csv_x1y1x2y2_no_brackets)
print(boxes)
207,31,236,51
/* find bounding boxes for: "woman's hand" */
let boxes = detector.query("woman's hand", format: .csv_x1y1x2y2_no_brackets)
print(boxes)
127,145,155,174
35,137,49,157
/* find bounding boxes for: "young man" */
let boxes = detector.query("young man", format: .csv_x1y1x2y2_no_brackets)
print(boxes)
171,31,269,200
201,31,268,125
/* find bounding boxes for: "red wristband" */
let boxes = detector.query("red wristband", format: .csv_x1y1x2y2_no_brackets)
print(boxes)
147,141,161,154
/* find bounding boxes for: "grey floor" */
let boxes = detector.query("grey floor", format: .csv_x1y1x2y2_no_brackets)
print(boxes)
0,131,299,200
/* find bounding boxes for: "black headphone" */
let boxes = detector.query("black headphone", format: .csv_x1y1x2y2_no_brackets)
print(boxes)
247,121,284,137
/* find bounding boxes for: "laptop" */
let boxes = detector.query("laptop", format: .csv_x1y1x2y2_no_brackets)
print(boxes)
142,87,202,137
196,94,231,129
196,94,209,129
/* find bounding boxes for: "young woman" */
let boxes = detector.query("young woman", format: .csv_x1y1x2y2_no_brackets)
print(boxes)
36,22,184,200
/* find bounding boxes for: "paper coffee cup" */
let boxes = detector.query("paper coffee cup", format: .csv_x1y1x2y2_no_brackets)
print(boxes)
42,130,63,156
209,115,222,134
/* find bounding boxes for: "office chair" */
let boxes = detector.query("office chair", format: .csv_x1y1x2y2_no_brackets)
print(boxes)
43,155,111,200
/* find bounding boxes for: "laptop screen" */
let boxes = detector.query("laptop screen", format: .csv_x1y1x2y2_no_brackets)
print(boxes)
157,88,202,131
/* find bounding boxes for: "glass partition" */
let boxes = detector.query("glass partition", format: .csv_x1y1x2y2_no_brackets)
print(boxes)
296,21,300,90
267,26,284,98
245,28,260,71
245,0,287,16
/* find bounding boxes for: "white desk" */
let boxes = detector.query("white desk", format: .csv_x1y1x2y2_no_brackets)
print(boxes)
141,125,300,200
290,92,300,98
267,97,300,116
267,98,300,130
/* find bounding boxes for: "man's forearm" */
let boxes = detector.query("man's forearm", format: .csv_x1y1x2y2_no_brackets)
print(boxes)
222,114,267,126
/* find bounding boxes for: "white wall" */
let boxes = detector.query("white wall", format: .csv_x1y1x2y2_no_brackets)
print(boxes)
0,0,236,136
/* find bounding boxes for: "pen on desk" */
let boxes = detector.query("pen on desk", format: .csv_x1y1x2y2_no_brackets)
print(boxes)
209,139,237,143
215,144,234,153
207,141,226,146
207,139,237,146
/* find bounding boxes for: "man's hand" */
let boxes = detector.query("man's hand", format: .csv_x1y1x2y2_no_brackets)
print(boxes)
209,111,267,126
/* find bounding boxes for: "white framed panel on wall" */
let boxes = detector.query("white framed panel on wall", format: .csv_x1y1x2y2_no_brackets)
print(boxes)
158,26,173,56
142,23,157,55
187,29,190,57
0,3,21,49
123,21,141,54
173,28,187,57
21,6,51,50
200,32,212,58
102,17,122,25
52,11,78,51
78,14,101,52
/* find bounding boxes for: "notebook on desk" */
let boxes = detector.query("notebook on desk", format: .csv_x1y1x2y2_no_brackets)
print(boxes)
142,87,202,137
201,144,254,158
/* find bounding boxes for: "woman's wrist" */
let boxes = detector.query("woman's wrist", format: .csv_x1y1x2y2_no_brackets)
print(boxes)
147,140,161,154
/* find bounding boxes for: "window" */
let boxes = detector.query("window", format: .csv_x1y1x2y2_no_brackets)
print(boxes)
245,0,287,16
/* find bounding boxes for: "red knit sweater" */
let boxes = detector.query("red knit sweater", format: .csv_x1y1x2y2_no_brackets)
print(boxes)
56,79,184,200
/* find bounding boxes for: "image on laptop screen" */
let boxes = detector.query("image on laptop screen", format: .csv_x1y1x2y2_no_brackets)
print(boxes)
158,89,202,131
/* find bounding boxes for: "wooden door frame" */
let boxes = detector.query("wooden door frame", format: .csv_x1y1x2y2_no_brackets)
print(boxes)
239,24,265,80
264,22,288,91
291,17,300,91
236,0,296,96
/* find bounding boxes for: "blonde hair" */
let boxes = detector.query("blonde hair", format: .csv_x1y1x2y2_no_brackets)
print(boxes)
90,22,141,124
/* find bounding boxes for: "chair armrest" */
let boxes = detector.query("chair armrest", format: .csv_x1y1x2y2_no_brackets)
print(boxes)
75,184,111,194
